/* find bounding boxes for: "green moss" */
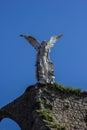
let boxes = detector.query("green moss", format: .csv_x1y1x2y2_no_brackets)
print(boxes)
45,120,66,130
37,108,54,122
36,99,46,109
53,124,66,130
37,108,66,130
54,82,82,94
44,88,52,94
37,99,46,104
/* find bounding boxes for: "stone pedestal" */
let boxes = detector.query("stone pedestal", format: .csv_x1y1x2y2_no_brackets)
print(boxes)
0,83,87,130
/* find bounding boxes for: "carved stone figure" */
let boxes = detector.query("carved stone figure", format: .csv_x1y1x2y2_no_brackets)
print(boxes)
20,34,63,84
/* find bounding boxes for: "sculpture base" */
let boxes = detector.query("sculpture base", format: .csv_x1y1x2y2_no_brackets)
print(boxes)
0,83,86,130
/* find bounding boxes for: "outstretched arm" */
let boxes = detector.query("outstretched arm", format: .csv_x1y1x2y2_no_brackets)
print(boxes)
47,34,63,49
20,34,40,51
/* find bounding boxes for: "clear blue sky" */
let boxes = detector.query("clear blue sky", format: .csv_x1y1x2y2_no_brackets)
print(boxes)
0,0,87,129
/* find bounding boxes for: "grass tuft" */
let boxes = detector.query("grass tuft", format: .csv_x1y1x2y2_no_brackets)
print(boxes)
37,108,53,122
54,82,82,94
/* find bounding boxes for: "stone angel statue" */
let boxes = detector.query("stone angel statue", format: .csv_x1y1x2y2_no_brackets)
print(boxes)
20,34,63,84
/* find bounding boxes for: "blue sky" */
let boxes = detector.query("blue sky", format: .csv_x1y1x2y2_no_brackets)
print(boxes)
0,0,87,129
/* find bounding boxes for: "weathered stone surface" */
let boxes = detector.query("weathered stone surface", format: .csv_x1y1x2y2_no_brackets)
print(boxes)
0,83,87,130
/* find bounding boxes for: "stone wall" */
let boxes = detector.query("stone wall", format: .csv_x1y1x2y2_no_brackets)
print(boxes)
0,83,87,130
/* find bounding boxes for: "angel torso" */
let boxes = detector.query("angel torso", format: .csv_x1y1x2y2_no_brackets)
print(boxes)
39,45,49,57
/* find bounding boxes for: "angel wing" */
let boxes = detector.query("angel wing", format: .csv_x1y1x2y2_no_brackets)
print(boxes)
47,34,63,49
20,34,40,51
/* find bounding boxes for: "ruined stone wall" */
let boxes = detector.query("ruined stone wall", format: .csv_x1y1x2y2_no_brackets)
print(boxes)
0,83,87,130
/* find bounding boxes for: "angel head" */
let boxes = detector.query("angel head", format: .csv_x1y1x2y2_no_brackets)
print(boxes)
41,40,47,47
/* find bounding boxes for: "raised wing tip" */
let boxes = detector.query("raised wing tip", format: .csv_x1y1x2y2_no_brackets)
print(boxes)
58,34,63,38
20,34,24,37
